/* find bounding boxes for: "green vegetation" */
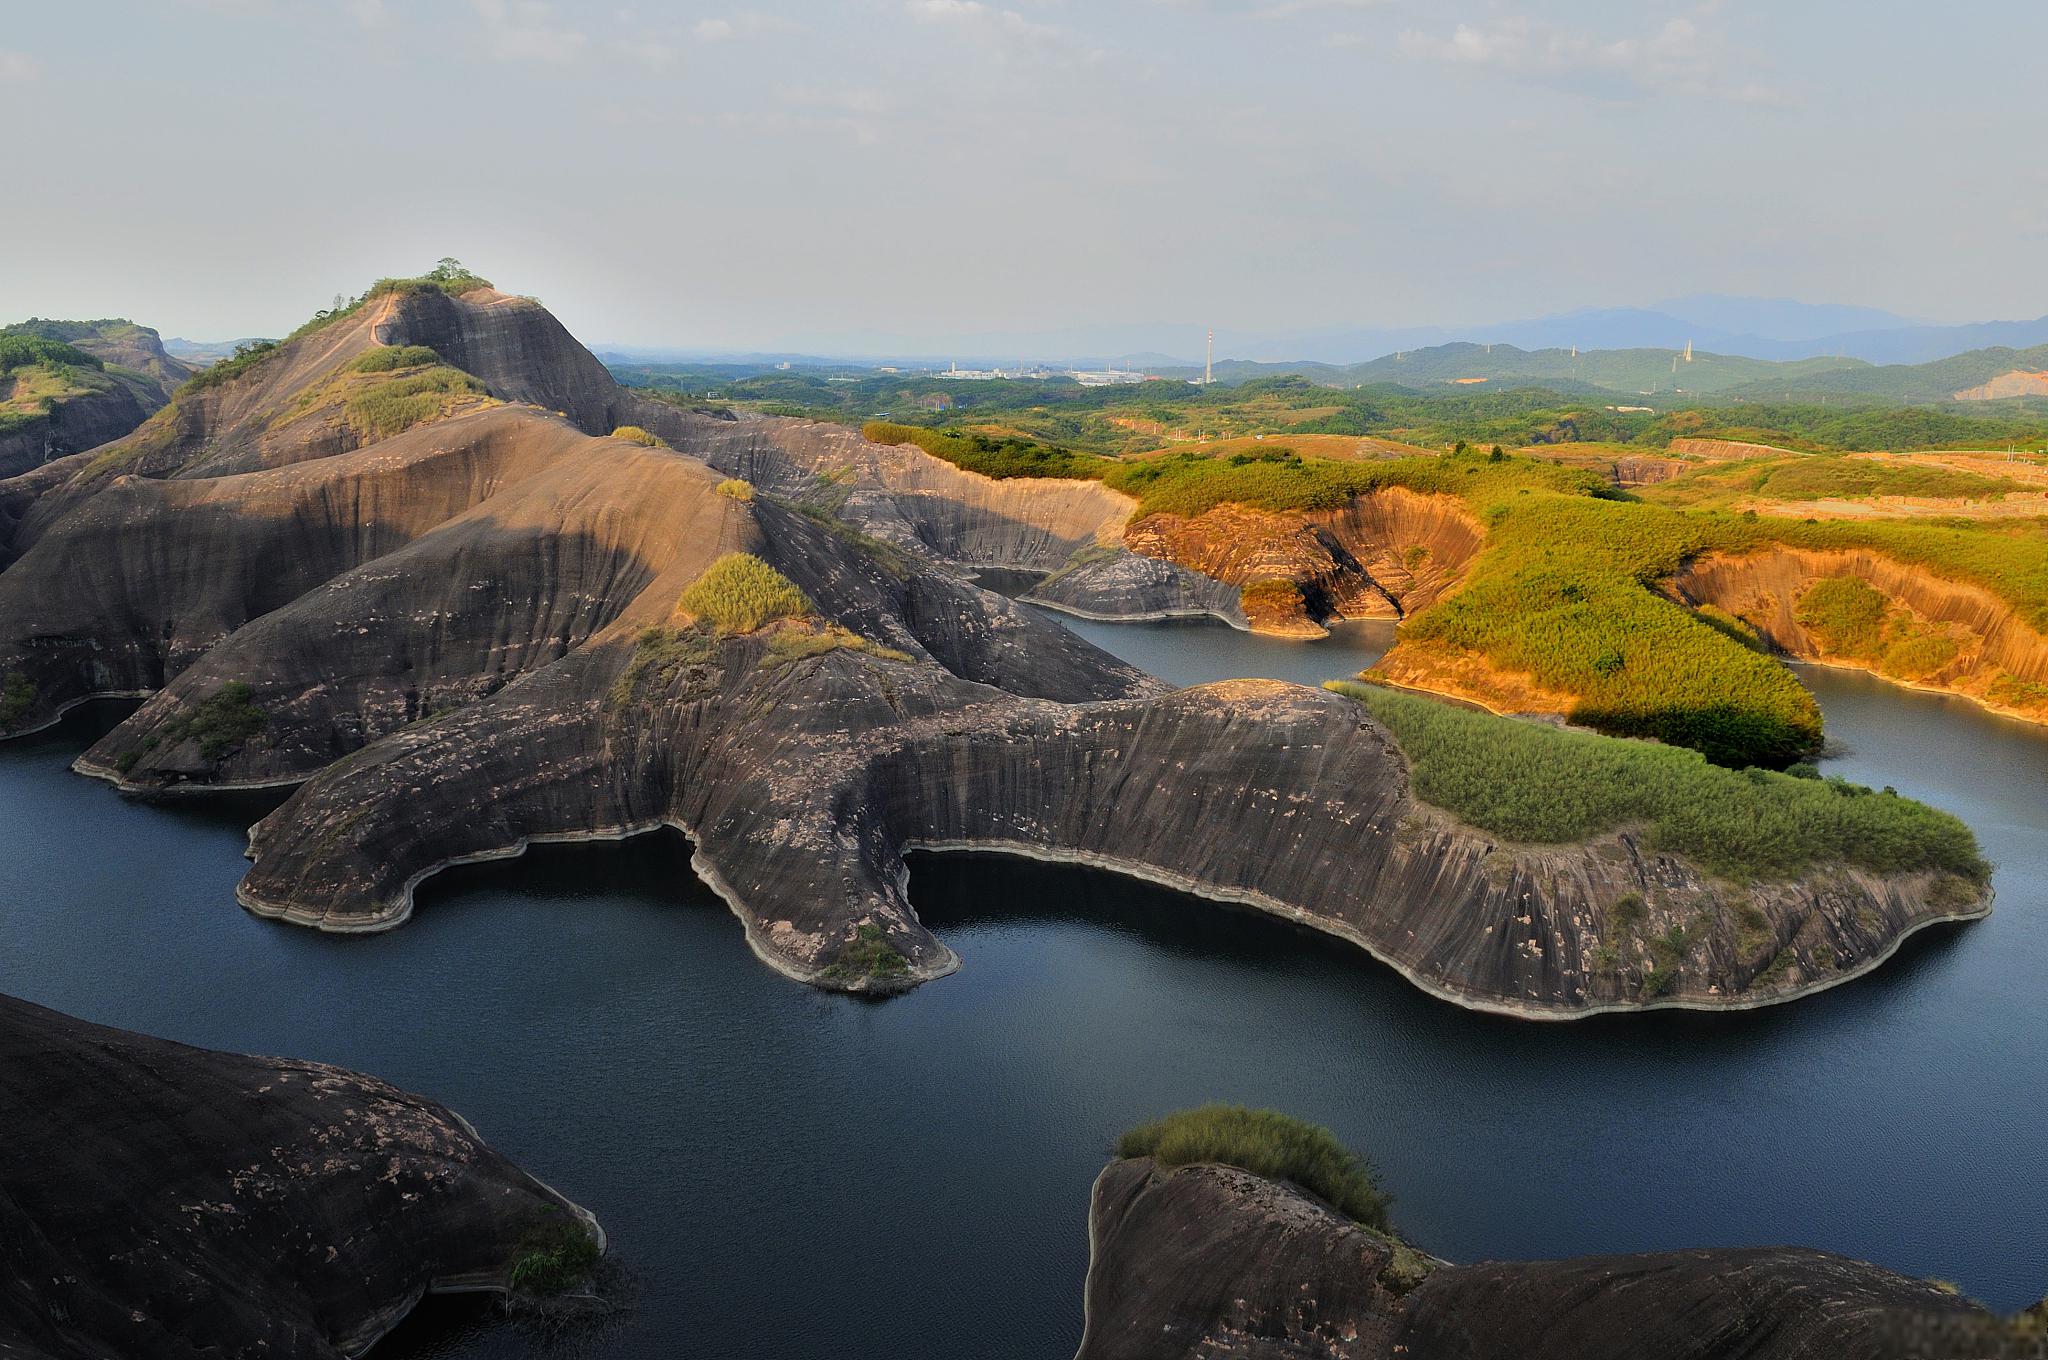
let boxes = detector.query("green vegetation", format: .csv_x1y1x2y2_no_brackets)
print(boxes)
344,367,489,440
183,339,281,392
0,334,103,378
1391,491,1826,766
507,1222,601,1296
715,478,754,501
1642,454,2024,510
349,345,442,373
819,923,911,984
861,420,1104,479
609,626,720,707
0,673,36,727
157,682,267,761
1795,578,1960,680
1328,681,1988,884
1116,1105,1390,1230
637,361,2048,462
609,424,668,448
676,553,812,634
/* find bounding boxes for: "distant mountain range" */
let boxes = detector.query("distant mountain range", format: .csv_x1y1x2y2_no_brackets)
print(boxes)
599,295,2048,373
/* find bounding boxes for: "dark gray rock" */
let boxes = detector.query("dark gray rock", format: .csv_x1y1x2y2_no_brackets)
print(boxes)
0,992,599,1360
1077,1158,2041,1360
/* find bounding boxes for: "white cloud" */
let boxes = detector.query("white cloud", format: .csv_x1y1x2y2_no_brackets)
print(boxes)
342,0,387,28
694,17,734,41
1248,0,1383,18
0,50,39,83
469,0,589,62
1398,9,1786,105
905,0,1103,66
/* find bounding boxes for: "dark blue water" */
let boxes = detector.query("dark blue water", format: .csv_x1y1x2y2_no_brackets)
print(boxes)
1,627,2043,1359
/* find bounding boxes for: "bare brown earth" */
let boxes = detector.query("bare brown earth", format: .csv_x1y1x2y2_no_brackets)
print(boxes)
1954,369,2048,401
1672,547,2048,724
1120,488,1484,636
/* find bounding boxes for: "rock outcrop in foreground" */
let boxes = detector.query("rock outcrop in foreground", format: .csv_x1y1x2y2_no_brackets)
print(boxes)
0,281,1989,1014
0,992,600,1360
1079,1158,2043,1360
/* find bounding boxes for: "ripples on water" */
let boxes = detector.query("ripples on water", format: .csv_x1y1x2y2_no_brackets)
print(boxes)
1,627,2042,1358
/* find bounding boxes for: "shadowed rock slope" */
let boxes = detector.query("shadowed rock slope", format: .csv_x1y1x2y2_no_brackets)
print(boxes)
0,284,1989,1013
0,992,599,1360
1079,1158,2044,1360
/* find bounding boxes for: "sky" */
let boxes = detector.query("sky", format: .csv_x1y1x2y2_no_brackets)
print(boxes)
3,0,2045,352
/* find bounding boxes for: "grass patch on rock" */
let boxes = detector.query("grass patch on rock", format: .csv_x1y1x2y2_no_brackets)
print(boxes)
349,345,442,373
759,621,911,668
819,924,910,985
610,424,668,448
1117,1104,1390,1230
677,553,812,634
507,1221,601,1297
715,478,754,500
0,672,35,727
1328,680,1988,883
158,681,267,761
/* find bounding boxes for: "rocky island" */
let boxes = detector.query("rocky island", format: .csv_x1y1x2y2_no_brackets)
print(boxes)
1078,1107,2043,1360
0,991,601,1360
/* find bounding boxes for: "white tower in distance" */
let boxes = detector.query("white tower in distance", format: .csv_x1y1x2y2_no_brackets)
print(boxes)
1205,328,1214,386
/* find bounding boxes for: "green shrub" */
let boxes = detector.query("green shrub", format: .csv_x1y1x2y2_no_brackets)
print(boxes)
715,478,754,500
349,345,441,373
677,553,812,634
819,924,911,983
0,335,102,378
181,340,281,392
862,421,1103,480
610,424,668,448
507,1222,600,1296
1239,577,1304,616
0,672,35,726
1116,1105,1390,1229
1328,681,1988,883
157,681,267,760
609,625,720,707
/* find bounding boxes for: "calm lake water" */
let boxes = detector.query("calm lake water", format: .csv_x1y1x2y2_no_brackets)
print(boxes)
1,622,2043,1358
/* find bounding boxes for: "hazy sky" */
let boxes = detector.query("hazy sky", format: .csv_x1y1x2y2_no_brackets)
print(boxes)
4,1,2044,349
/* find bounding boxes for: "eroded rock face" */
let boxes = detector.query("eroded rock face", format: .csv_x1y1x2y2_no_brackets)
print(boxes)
0,992,597,1360
1077,1159,2034,1360
1673,547,2048,724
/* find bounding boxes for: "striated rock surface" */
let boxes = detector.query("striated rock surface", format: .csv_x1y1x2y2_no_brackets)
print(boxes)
1026,545,1248,627
1077,1159,2039,1360
0,991,599,1360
